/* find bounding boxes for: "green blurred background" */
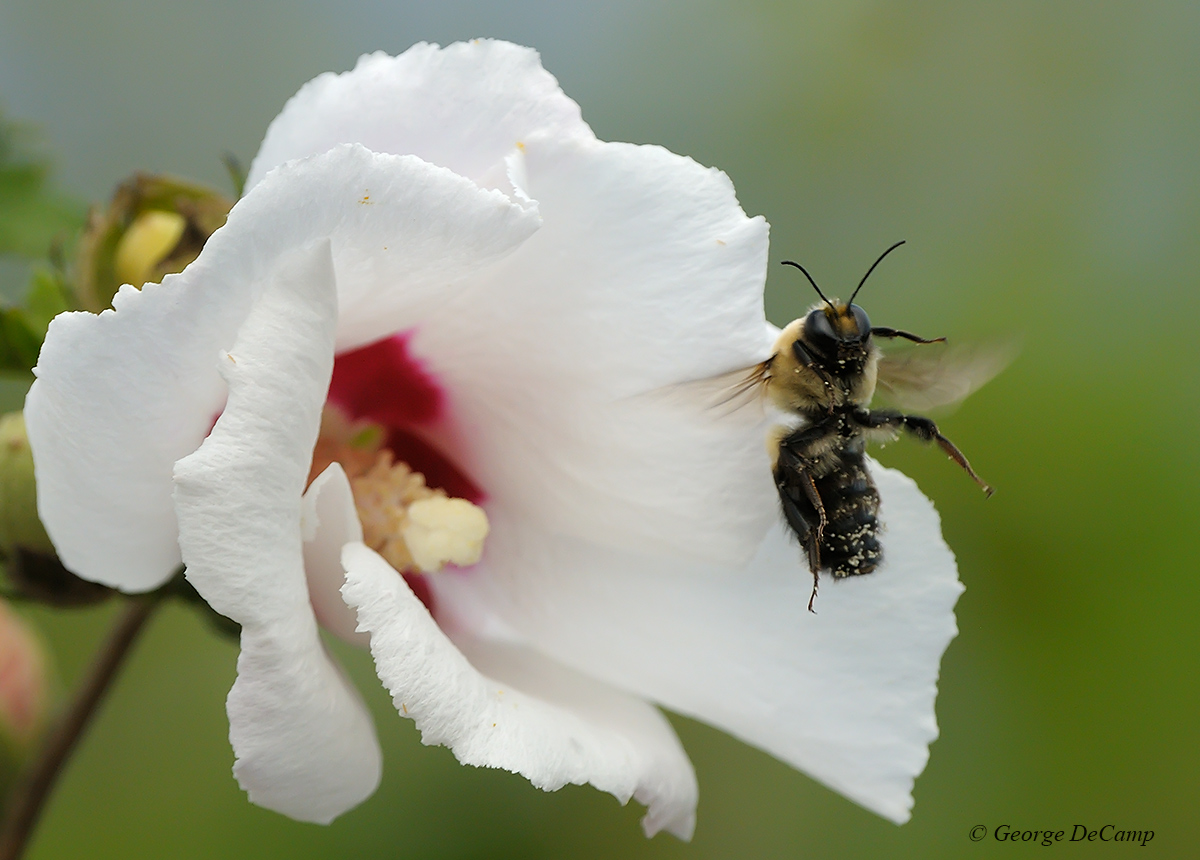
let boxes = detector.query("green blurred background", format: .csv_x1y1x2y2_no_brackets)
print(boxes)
1,1,1197,857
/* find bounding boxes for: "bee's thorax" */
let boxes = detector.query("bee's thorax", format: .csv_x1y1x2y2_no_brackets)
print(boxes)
763,317,880,414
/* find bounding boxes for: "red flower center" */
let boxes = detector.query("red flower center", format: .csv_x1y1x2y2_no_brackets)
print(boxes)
327,332,483,504
325,332,486,614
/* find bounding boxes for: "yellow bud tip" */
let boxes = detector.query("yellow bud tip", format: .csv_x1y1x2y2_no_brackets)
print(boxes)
401,496,490,573
114,210,187,288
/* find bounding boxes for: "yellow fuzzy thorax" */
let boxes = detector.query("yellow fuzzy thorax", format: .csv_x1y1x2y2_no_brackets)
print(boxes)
763,314,880,414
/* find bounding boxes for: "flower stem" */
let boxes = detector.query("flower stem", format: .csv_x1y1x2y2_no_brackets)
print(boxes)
0,594,162,860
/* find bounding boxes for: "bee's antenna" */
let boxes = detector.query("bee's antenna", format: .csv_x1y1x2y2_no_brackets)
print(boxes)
781,260,836,311
848,240,906,306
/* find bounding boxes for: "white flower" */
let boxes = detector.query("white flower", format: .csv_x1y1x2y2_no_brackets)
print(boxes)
25,40,962,838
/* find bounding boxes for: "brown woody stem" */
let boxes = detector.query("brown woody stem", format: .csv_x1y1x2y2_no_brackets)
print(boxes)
0,594,162,860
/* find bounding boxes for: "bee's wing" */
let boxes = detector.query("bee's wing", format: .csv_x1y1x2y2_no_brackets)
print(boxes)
647,360,771,418
697,361,771,415
874,341,1016,412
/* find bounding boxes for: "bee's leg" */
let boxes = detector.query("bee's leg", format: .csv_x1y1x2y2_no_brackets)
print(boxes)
855,409,994,496
775,437,829,612
776,455,828,553
900,415,994,496
800,471,827,545
798,471,826,612
776,475,824,607
869,327,947,345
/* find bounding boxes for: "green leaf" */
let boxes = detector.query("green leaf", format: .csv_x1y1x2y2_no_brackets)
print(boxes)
0,310,42,372
21,269,70,335
0,267,72,373
0,111,85,262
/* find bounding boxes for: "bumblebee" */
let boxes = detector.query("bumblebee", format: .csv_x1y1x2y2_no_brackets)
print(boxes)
751,241,1000,611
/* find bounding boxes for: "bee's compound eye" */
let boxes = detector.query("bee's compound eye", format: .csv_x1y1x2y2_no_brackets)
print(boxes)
803,308,837,353
850,304,871,340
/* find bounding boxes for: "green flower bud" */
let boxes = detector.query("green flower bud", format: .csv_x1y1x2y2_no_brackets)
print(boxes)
76,173,233,311
0,412,110,605
0,412,52,556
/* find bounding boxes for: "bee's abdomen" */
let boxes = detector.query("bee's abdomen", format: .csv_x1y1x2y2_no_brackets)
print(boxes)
817,453,882,577
774,423,884,581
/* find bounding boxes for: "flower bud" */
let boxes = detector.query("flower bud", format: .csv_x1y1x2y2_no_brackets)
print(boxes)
0,599,48,752
0,412,52,557
76,173,233,310
113,209,187,289
0,412,110,605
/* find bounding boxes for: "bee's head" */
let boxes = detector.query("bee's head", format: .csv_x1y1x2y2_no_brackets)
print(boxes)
781,240,905,358
803,303,872,354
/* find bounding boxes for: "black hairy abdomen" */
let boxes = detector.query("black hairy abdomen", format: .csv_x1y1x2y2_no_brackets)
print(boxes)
775,430,883,579
813,453,882,576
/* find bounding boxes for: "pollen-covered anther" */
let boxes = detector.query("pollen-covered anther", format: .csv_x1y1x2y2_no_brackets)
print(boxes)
351,450,489,574
402,496,489,573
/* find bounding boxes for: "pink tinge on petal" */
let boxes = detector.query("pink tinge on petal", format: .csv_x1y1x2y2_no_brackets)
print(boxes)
328,332,484,504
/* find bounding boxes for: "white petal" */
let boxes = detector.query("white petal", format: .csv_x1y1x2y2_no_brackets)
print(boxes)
27,143,538,592
434,461,962,823
341,542,698,839
301,464,368,646
171,241,380,823
228,624,381,824
310,147,542,352
248,40,590,191
414,134,775,568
